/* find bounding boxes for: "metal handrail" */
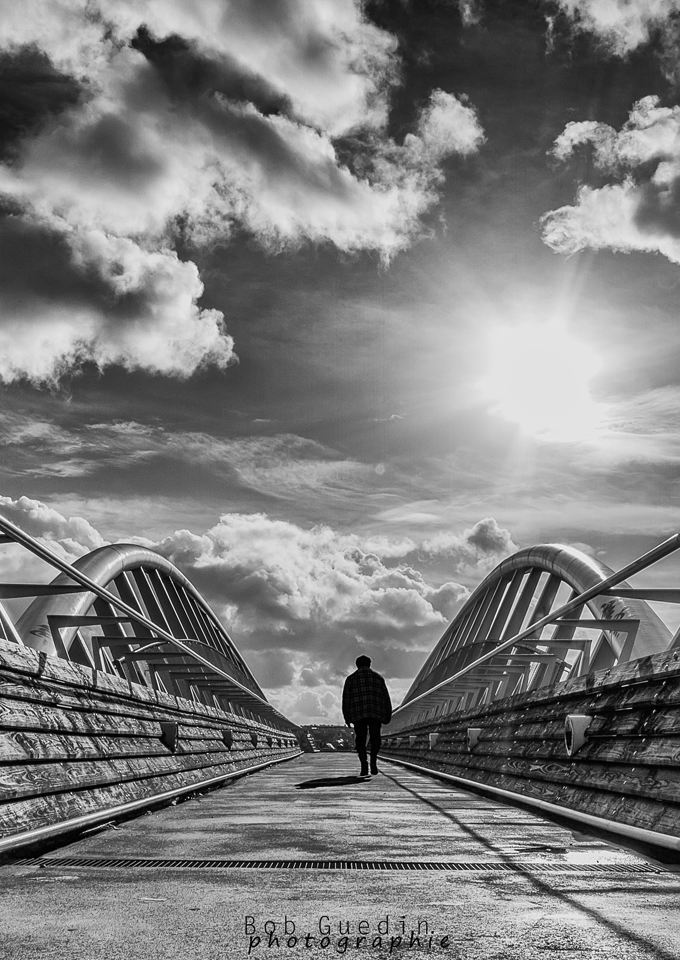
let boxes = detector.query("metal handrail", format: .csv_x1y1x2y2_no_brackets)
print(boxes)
394,532,680,718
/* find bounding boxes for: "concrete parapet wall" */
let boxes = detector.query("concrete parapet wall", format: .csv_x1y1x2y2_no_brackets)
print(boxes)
0,640,300,847
383,648,680,841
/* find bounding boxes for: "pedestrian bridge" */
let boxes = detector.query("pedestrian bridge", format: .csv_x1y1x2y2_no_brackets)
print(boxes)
2,753,680,960
1,514,680,958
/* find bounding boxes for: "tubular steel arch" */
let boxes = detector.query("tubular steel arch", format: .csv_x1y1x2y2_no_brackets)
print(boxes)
394,540,680,732
0,517,295,730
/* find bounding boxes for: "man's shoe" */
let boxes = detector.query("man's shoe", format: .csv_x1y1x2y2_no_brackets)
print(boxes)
360,764,369,778
370,762,378,775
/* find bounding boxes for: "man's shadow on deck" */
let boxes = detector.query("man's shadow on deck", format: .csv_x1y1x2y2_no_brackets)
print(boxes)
295,775,370,789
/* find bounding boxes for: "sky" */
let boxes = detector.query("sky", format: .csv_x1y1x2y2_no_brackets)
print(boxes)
2,0,680,724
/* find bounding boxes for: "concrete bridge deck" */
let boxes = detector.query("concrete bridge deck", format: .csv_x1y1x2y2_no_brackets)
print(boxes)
1,754,679,960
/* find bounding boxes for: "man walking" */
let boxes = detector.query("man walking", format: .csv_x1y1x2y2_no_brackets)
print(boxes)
342,655,392,777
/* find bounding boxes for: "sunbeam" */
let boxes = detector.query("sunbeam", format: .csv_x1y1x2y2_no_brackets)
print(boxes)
482,321,603,443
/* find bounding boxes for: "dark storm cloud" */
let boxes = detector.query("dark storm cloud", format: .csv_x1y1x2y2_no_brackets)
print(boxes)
52,110,165,186
132,28,292,118
300,669,322,688
636,176,680,237
0,215,185,323
0,215,97,302
0,46,82,159
243,650,296,689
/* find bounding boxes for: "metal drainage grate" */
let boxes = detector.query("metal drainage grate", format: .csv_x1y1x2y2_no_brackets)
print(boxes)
21,856,662,874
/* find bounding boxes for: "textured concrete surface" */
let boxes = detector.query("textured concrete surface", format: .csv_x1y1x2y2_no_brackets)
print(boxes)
1,753,679,960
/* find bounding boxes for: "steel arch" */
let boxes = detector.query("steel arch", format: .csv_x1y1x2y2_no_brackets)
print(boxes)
397,542,674,729
7,537,293,729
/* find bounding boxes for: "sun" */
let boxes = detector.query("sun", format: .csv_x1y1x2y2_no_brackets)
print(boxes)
482,321,602,442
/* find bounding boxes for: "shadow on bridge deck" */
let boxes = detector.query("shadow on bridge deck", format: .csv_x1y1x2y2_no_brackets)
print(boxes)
1,754,679,960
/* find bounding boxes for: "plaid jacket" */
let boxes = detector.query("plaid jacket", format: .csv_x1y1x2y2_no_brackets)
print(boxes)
342,667,392,724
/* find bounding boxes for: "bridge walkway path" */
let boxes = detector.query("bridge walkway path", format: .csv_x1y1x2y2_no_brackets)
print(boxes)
0,753,679,960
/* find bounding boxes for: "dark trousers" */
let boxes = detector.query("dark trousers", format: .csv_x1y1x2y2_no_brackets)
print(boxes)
353,719,382,763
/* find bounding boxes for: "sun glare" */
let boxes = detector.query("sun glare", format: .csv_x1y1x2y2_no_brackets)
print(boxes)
483,321,602,442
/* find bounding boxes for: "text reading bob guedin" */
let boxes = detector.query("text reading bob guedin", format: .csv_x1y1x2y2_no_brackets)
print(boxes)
244,916,451,954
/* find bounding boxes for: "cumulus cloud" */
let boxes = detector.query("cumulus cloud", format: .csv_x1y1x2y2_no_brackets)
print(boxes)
0,217,233,383
114,0,399,136
408,89,485,162
0,495,105,598
140,512,516,711
420,517,518,573
542,96,680,264
144,513,464,639
0,1,484,384
550,1,680,84
0,1,396,135
142,512,476,721
552,0,680,56
283,689,342,726
0,494,104,556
